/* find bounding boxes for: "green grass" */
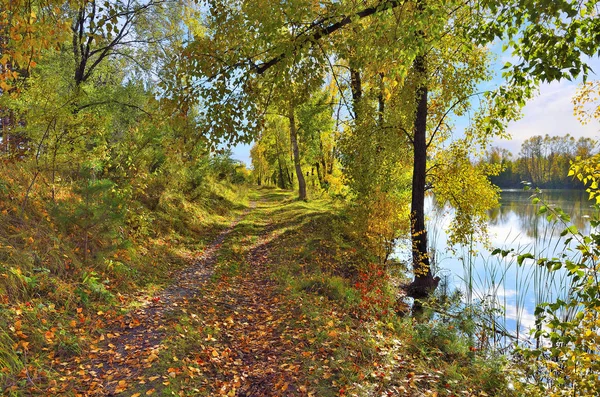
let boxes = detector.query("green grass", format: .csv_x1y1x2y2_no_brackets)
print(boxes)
152,186,515,396
0,173,249,394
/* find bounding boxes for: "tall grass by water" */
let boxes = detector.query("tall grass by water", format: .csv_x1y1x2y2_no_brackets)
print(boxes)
425,189,595,352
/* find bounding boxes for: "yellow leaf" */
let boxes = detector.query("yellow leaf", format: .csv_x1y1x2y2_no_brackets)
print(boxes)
146,353,159,363
114,380,127,393
146,389,155,395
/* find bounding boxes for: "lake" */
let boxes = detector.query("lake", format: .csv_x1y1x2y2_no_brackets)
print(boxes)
402,189,597,344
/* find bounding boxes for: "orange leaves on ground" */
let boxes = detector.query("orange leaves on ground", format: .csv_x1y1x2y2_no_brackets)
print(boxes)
114,380,128,393
44,330,55,342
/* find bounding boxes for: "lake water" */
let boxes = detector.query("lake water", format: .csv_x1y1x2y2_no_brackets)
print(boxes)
402,189,597,344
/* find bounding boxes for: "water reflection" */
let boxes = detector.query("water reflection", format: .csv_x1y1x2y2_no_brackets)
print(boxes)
415,189,599,343
488,189,595,237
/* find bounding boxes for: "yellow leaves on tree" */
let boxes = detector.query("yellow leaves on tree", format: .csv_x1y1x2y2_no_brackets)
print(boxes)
573,80,600,125
0,0,69,89
570,80,600,203
431,143,500,251
361,187,410,264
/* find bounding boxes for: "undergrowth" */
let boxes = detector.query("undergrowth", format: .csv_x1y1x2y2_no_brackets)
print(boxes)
0,160,248,393
255,190,514,396
155,187,515,396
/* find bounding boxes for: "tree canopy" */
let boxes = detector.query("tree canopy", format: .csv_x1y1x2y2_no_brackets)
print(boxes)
1,0,600,394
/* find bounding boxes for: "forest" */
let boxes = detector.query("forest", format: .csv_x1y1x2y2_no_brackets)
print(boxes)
1,0,600,396
486,135,598,189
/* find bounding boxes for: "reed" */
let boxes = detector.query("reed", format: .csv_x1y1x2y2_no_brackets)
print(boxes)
423,189,592,352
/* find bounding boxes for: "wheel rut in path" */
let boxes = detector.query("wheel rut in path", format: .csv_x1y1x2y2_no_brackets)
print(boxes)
65,203,256,396
191,201,312,397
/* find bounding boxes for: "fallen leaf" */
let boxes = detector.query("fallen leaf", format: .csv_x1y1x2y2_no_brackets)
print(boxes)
114,380,128,393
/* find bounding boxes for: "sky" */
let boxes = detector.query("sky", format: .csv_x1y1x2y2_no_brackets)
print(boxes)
492,56,600,154
228,54,600,168
230,142,253,167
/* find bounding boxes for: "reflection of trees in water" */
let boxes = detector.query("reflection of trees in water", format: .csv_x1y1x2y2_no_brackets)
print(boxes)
488,190,595,238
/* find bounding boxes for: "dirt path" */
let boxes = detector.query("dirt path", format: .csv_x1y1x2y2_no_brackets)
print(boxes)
55,191,334,396
60,203,257,396
47,188,505,397
190,208,310,396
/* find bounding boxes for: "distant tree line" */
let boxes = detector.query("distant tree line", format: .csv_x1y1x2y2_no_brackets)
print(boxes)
485,134,597,189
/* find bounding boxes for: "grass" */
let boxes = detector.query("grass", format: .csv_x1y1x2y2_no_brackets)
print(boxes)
1,179,517,395
150,186,515,396
0,161,249,393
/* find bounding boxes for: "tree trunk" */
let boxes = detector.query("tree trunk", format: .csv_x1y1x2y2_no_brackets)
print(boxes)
274,132,286,188
319,140,329,176
378,72,385,127
286,166,294,187
289,106,307,200
407,53,439,300
350,67,362,119
315,162,324,188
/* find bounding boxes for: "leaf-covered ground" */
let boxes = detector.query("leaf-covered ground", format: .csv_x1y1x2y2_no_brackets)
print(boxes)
6,187,512,396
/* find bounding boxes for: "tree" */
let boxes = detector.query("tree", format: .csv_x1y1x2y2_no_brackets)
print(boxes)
296,90,336,190
175,0,600,301
251,116,294,189
487,135,597,189
288,100,307,200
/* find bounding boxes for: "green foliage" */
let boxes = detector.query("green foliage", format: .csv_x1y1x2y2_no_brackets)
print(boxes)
52,173,126,262
251,115,294,189
512,176,600,396
209,150,248,184
298,275,360,307
487,135,597,188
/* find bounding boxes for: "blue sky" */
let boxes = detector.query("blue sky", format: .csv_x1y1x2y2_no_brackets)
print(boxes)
230,142,253,167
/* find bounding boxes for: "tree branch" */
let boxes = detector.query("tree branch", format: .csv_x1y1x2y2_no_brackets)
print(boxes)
76,100,153,117
427,91,487,148
254,0,405,75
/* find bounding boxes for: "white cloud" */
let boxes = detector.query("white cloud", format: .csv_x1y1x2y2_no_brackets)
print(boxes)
492,57,600,154
504,302,537,331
